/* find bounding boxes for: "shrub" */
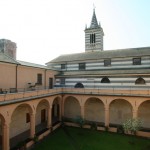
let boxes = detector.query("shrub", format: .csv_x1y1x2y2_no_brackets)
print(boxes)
123,118,142,135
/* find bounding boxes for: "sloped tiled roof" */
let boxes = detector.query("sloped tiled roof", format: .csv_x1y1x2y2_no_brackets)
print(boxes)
0,52,19,64
0,52,47,69
18,60,47,69
47,47,150,64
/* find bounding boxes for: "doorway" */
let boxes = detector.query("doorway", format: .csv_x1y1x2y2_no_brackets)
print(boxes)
49,78,53,89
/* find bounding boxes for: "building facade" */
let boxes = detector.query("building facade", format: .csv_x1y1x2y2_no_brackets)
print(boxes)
0,9,150,150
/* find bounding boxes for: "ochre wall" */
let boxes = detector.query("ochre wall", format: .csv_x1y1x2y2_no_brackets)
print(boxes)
45,70,57,88
0,62,58,91
0,63,16,89
17,66,45,89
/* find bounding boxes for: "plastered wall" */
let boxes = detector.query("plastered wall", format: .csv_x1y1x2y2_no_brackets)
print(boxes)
64,97,81,119
138,101,150,128
109,99,132,124
85,98,104,122
10,106,30,138
0,63,16,89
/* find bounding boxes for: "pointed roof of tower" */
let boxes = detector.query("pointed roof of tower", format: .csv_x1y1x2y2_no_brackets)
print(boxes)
90,9,99,28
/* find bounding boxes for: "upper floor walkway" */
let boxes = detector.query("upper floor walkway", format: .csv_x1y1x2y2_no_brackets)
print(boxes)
1,86,150,105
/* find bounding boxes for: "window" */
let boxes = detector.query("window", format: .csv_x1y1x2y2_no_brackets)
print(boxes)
104,59,111,66
60,78,65,85
90,34,96,43
61,64,66,69
26,113,30,123
101,77,110,83
133,58,141,65
37,74,42,84
74,82,84,88
135,77,145,84
79,63,86,70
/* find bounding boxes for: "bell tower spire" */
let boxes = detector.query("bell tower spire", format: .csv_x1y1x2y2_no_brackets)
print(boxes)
85,8,104,52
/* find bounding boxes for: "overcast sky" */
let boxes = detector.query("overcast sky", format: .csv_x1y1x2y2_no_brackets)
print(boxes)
0,0,150,65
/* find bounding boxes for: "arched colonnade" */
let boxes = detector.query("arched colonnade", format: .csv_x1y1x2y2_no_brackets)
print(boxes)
62,95,150,128
0,95,62,150
0,94,150,150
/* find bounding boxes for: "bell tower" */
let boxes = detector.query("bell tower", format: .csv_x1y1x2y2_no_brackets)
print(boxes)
85,8,104,52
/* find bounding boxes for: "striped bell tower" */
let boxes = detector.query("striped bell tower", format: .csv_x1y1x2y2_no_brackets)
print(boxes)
85,8,104,52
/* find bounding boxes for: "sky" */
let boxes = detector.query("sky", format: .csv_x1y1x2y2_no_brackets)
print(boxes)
0,0,150,65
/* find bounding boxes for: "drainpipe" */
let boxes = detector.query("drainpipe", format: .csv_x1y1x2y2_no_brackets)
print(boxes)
45,69,47,89
16,64,18,90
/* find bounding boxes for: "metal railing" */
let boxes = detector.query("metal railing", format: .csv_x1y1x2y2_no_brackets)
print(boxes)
0,85,150,102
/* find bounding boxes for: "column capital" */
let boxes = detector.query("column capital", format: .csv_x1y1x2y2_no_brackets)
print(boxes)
30,112,36,138
104,106,109,127
30,113,36,117
104,106,109,111
132,108,138,112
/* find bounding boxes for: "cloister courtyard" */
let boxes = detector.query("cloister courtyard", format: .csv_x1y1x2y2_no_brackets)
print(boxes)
32,126,150,150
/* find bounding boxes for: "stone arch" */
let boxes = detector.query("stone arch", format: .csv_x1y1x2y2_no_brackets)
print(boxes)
135,77,145,84
35,99,50,111
63,95,81,106
74,82,84,88
101,77,110,83
50,96,62,106
64,96,81,119
138,100,150,128
52,97,61,124
35,99,50,133
10,103,33,148
85,97,105,123
109,99,132,125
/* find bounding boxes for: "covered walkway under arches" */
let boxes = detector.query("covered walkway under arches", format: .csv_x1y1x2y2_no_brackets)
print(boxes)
138,100,150,129
52,96,62,125
84,97,104,123
64,96,81,119
109,99,132,126
10,103,33,149
35,99,50,135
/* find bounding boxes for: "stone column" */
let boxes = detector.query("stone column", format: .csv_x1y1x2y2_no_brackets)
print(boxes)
47,106,52,128
104,106,109,127
30,113,36,138
59,103,62,121
2,123,10,150
132,108,138,119
81,106,85,119
61,96,65,117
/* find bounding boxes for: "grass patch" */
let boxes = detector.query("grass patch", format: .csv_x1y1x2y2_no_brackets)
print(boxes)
33,127,150,150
